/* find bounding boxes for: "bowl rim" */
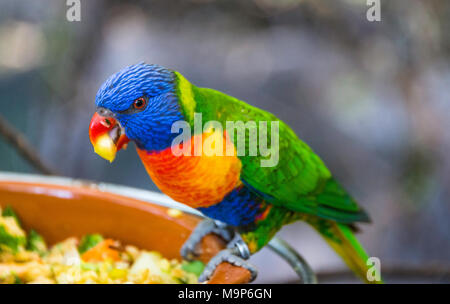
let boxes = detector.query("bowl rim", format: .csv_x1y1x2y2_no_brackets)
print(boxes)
0,172,203,217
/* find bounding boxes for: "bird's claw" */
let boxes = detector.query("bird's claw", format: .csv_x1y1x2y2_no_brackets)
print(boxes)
181,219,256,282
198,246,257,283
181,219,234,261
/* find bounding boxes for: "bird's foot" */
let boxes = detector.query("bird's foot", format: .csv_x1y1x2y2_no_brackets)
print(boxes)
198,236,257,282
181,218,234,261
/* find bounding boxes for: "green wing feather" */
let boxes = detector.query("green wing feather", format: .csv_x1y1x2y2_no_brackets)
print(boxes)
190,85,369,223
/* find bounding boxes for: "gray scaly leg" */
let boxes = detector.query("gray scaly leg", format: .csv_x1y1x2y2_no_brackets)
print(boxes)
180,218,234,260
198,234,258,282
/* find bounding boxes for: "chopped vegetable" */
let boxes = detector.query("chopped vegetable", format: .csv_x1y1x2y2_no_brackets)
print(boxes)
26,230,47,256
2,206,21,226
130,251,178,283
81,239,120,262
78,234,103,254
109,268,127,279
182,260,205,277
14,274,23,284
0,218,26,253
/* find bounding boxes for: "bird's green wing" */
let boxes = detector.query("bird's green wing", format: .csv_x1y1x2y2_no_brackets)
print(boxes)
191,85,369,223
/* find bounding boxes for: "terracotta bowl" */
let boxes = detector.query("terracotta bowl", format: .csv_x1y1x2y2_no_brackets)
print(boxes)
0,174,251,284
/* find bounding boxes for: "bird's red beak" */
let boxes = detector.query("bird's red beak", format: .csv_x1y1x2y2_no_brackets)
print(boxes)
89,112,130,162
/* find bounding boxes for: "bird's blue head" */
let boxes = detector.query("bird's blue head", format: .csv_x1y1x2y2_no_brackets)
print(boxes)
90,63,185,161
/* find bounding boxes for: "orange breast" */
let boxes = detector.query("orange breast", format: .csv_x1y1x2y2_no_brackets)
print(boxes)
137,131,242,208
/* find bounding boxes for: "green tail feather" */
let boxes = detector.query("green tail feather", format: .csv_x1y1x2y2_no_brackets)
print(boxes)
309,219,383,284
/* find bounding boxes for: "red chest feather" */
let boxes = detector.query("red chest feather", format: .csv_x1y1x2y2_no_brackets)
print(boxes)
137,132,242,208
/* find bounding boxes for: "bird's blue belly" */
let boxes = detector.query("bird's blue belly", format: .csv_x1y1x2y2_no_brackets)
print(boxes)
197,185,267,227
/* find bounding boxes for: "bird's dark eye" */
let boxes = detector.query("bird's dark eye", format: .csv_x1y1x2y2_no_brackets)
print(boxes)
133,97,147,110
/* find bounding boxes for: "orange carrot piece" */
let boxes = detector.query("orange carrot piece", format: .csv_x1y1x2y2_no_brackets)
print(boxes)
81,239,121,262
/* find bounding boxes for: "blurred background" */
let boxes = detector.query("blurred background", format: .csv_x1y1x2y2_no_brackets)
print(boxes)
0,0,448,283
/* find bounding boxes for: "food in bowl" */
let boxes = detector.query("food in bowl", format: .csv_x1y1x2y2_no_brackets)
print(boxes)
0,206,203,284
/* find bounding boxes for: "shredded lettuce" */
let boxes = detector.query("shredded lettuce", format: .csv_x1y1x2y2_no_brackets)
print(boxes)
13,274,23,284
181,260,205,276
78,234,104,253
27,229,47,256
2,206,21,226
0,225,26,252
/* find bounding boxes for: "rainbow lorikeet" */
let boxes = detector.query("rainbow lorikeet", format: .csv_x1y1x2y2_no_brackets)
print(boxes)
89,63,379,283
